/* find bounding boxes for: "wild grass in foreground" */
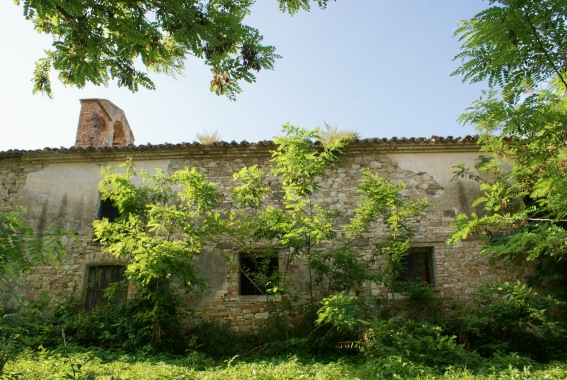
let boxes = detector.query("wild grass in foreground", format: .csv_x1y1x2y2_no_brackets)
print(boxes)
3,347,567,380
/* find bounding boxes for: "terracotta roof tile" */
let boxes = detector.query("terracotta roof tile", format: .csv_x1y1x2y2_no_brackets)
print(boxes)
0,135,480,159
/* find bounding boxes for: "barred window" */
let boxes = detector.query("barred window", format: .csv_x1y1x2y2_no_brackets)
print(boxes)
85,265,127,310
397,247,434,284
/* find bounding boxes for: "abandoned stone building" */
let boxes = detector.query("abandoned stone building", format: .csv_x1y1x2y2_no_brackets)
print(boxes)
0,99,532,331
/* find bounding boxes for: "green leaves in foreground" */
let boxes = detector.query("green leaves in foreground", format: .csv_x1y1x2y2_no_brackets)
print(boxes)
17,0,333,99
0,209,71,288
450,0,567,263
93,159,224,297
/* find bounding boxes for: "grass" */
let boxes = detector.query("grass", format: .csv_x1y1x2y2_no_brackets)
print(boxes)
195,130,222,144
316,123,358,147
4,347,567,380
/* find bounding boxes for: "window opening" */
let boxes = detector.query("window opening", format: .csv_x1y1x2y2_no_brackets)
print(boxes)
397,247,434,284
239,252,279,296
85,265,127,310
97,196,120,222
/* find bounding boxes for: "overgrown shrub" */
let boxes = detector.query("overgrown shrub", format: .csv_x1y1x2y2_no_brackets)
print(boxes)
363,317,480,368
316,292,369,333
186,319,263,359
0,296,69,374
446,281,567,361
60,297,186,353
7,296,187,354
314,292,477,366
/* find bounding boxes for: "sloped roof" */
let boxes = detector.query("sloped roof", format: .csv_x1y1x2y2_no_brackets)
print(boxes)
0,135,480,163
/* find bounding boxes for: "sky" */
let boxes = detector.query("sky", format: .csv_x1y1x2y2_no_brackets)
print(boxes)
0,1,488,152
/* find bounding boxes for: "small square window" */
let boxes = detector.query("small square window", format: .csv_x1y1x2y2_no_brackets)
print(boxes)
397,247,434,285
97,196,120,222
239,252,279,296
85,265,127,310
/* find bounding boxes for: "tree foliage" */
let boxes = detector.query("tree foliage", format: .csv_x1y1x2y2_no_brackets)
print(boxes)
14,0,333,99
92,126,429,341
0,209,70,289
450,0,567,264
347,171,428,292
230,124,428,300
230,124,347,300
93,159,224,302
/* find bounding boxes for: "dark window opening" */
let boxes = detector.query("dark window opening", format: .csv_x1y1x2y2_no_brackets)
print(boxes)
397,247,434,285
97,196,120,222
85,265,127,310
239,252,279,296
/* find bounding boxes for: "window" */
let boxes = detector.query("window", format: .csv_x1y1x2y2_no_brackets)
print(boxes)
239,252,279,296
397,247,434,284
97,196,119,222
85,265,127,310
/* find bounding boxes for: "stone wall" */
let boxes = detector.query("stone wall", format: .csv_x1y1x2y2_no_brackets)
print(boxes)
0,139,535,331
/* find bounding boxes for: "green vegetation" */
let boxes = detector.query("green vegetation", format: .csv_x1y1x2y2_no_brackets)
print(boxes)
93,159,224,346
14,0,333,99
450,0,567,272
2,123,566,377
316,123,359,148
228,124,428,307
4,347,567,379
0,209,70,289
4,0,567,377
0,210,72,372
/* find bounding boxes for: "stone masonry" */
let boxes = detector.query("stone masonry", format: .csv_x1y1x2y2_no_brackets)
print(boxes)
0,100,535,332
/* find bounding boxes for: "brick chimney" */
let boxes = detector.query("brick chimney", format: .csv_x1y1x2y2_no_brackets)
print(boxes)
75,99,135,148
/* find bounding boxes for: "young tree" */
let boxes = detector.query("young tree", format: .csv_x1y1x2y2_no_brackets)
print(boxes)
450,1,567,267
230,124,347,303
14,0,333,99
231,124,428,303
347,171,429,294
93,159,224,342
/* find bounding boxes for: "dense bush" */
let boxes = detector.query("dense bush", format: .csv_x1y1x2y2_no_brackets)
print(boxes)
2,296,187,355
445,281,567,361
363,317,481,368
3,279,567,376
186,310,357,360
68,297,189,353
185,319,263,359
316,281,567,365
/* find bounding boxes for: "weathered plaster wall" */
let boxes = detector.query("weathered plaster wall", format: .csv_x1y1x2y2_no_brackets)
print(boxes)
0,141,534,331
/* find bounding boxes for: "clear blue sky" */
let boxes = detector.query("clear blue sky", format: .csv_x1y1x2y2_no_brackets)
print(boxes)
0,1,487,151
